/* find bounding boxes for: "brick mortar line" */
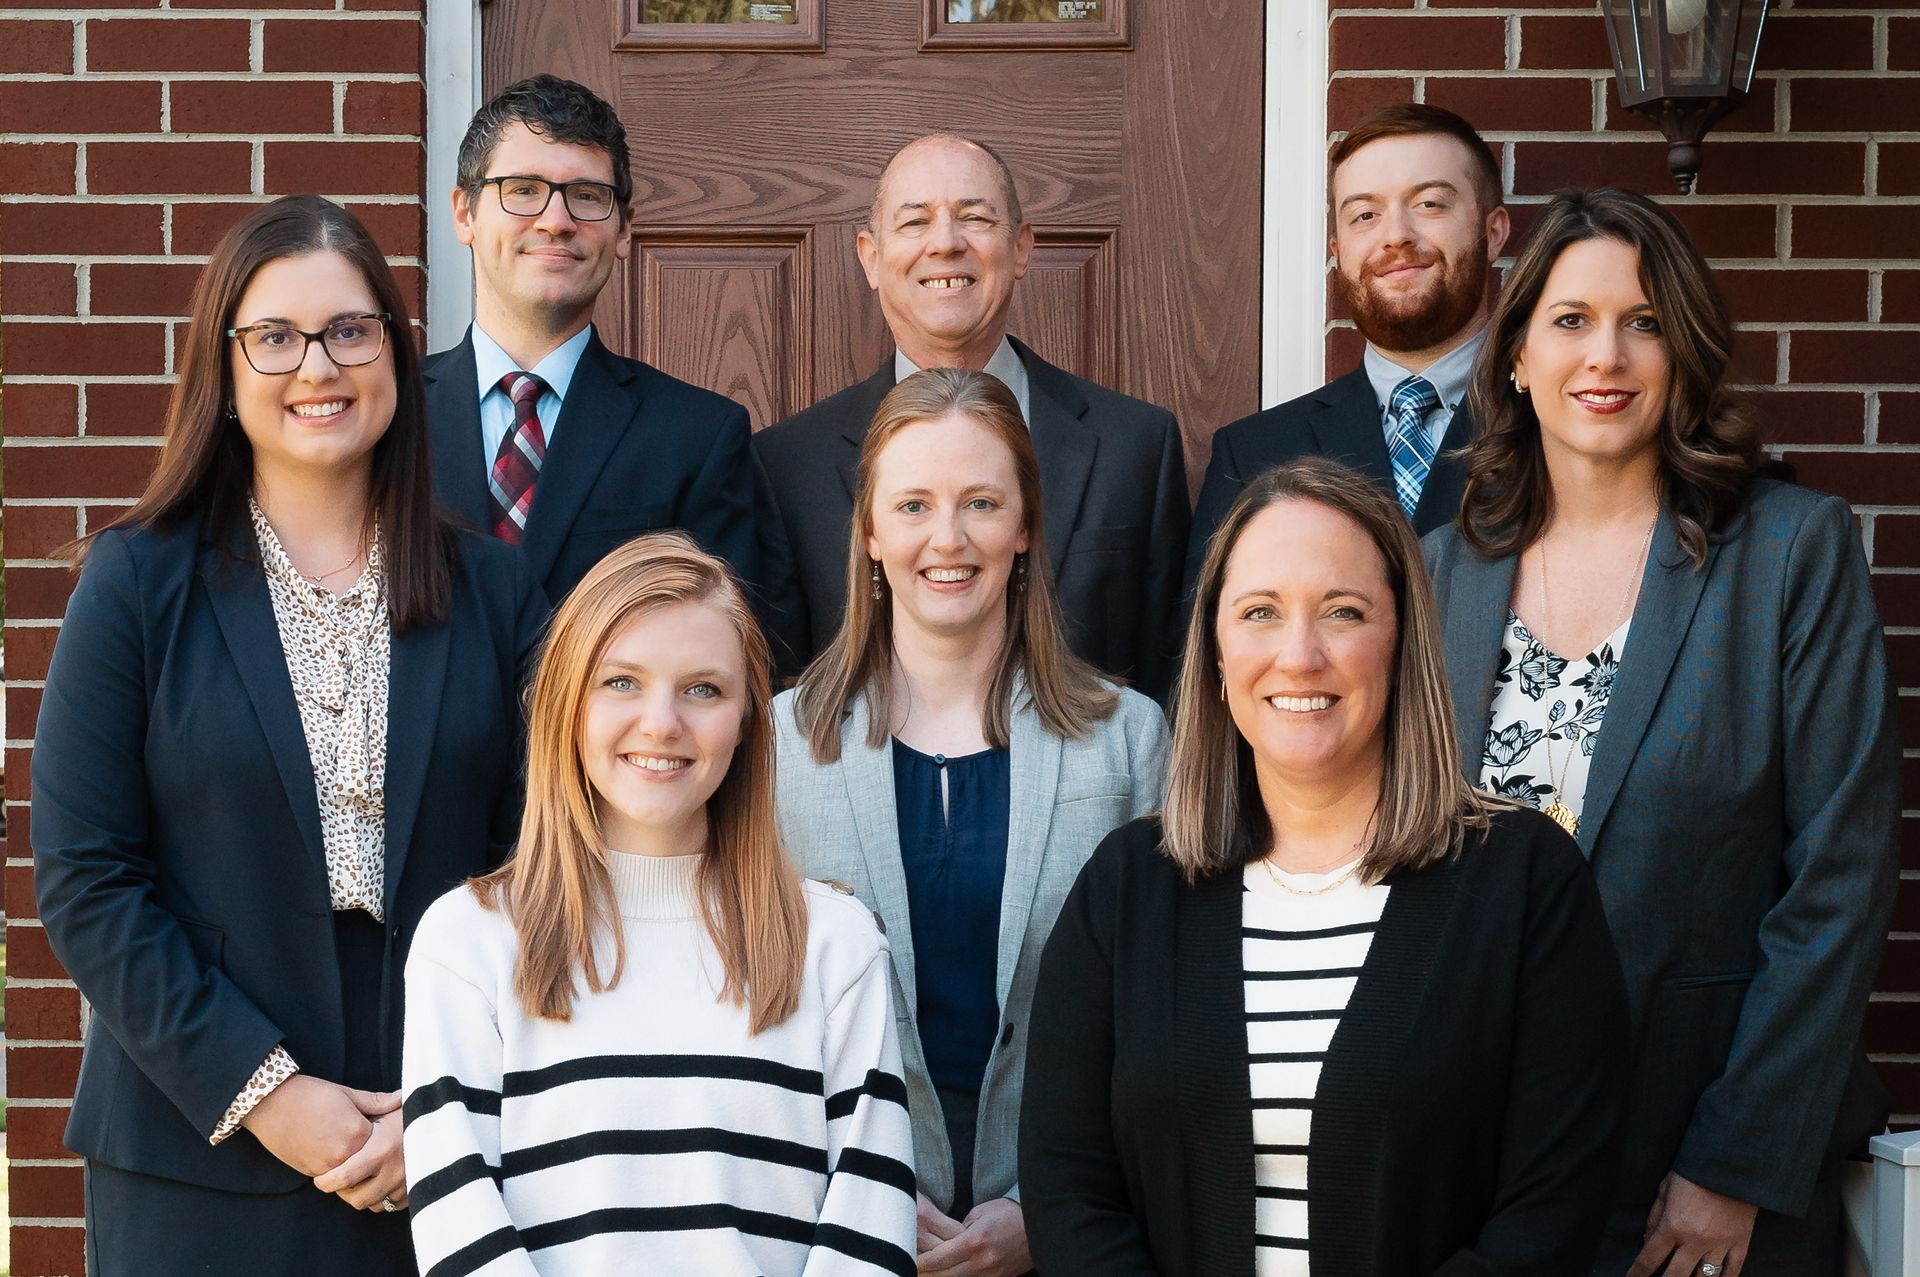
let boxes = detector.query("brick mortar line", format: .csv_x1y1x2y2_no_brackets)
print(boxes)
0,72,421,83
0,132,424,143
0,8,423,17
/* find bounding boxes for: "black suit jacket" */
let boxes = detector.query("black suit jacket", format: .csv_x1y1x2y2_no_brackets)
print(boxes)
1185,367,1477,593
1021,812,1629,1277
425,328,756,608
32,518,545,1193
751,337,1190,698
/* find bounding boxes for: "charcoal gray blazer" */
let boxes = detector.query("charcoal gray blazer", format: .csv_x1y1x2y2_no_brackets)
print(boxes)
770,681,1168,1214
1424,479,1900,1258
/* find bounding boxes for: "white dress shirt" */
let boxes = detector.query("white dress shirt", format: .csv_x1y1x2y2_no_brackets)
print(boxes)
895,335,1033,426
471,322,594,481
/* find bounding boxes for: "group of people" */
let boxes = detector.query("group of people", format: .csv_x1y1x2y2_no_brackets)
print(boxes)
27,68,1899,1277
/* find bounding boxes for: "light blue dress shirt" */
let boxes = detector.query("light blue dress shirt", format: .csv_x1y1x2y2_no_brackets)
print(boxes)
894,336,1033,427
1362,326,1487,458
471,323,594,482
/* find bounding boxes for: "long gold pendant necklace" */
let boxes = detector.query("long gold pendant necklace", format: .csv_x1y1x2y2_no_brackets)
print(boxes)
1534,510,1657,837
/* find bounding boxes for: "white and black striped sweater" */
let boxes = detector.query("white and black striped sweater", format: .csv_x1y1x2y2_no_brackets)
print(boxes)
401,853,918,1277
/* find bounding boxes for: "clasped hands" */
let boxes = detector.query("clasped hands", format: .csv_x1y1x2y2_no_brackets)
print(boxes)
915,1191,1031,1276
241,1074,409,1212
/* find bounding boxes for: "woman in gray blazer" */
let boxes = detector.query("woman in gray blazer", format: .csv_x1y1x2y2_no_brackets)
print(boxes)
1425,188,1901,1277
773,368,1167,1277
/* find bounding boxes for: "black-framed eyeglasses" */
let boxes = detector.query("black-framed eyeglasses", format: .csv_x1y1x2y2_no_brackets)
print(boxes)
226,313,391,375
478,175,620,222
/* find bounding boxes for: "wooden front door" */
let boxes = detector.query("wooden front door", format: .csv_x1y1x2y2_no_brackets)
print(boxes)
482,0,1264,480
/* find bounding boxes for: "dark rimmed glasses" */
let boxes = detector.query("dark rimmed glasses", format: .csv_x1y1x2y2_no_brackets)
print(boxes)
226,313,391,375
477,175,620,222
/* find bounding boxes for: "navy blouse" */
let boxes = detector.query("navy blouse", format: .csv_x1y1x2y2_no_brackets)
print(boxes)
891,738,1012,1093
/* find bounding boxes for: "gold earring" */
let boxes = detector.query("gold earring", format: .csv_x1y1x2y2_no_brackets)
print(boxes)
870,560,883,601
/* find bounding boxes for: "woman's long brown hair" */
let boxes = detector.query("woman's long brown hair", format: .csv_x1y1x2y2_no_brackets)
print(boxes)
1458,187,1764,568
472,532,808,1030
1165,458,1499,884
794,367,1116,763
72,195,454,629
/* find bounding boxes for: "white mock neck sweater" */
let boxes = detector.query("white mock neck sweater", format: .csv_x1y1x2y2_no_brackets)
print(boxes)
402,852,917,1277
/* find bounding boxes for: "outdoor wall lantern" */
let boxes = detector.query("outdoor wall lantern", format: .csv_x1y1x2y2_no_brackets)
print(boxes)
1600,0,1769,193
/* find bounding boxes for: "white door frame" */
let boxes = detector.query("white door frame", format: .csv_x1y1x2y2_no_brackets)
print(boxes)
422,0,1329,400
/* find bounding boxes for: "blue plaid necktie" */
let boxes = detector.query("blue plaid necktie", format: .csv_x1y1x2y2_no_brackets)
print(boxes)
1386,375,1441,519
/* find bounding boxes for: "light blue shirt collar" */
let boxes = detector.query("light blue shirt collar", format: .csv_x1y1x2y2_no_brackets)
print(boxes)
1362,326,1486,422
472,322,592,406
895,336,1032,427
471,323,593,480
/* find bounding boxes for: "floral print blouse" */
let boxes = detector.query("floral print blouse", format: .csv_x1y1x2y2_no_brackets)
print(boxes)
1479,610,1630,826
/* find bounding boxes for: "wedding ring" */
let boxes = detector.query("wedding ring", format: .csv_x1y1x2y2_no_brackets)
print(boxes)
381,1196,402,1213
1698,1263,1723,1277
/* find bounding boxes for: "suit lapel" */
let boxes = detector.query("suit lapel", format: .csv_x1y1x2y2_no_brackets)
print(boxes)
519,334,642,587
1012,339,1096,580
1308,369,1393,491
842,696,918,1009
834,363,897,505
1577,508,1717,856
380,612,450,916
996,684,1062,1011
425,334,490,528
1443,547,1519,792
197,539,329,882
1413,400,1478,535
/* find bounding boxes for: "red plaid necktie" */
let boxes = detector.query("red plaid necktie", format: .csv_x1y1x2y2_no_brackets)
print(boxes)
489,371,547,545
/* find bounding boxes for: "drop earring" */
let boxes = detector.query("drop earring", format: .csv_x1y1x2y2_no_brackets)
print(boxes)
870,560,883,601
1015,553,1028,592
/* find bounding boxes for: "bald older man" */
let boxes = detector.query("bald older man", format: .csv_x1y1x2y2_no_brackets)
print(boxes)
751,134,1188,697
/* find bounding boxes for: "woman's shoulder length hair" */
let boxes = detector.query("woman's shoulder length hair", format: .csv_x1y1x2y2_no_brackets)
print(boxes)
1459,186,1764,568
1165,457,1499,885
792,366,1118,764
471,532,808,1032
73,194,456,630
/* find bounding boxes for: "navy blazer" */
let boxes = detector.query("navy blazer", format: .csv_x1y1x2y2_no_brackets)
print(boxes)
1185,367,1477,594
751,337,1190,698
425,328,756,608
32,518,545,1194
1424,480,1901,1228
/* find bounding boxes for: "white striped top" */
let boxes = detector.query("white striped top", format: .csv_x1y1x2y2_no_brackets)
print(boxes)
402,852,918,1277
1243,859,1391,1275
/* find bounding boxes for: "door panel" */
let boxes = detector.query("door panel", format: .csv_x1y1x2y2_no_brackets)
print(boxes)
484,0,1263,482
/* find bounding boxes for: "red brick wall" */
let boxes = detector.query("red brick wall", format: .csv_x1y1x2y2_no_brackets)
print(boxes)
1329,1,1920,1121
0,0,425,1267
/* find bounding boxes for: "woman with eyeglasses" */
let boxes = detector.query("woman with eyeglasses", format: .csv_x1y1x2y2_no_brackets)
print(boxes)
31,194,545,1276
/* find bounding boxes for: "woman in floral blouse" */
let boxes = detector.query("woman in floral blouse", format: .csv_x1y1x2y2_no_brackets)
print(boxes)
1425,188,1900,1277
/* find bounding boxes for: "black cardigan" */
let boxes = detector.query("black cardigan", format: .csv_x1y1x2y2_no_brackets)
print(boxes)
1019,809,1630,1277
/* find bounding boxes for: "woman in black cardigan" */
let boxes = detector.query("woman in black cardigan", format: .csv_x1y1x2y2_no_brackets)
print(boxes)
1020,457,1630,1276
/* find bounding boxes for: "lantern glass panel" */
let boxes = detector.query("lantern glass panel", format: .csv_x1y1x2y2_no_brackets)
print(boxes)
1604,0,1657,97
1661,0,1737,91
1729,0,1767,91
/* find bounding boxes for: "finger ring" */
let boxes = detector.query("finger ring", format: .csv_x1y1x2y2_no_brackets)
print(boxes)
380,1196,401,1213
1698,1263,1723,1277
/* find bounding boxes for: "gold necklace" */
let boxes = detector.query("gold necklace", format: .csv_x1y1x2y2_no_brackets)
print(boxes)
1533,510,1657,836
1260,849,1366,896
299,546,364,588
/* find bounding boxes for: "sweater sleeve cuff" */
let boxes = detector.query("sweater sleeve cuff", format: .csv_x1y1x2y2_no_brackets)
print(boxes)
210,1045,299,1145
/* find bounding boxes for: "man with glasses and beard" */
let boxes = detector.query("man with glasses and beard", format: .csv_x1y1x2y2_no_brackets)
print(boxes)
425,75,755,607
1185,104,1509,588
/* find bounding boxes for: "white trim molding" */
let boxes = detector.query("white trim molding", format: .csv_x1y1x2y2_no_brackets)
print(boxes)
1263,0,1331,408
424,0,482,348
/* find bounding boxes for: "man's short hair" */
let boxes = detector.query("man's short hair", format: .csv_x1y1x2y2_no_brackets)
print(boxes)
457,74,633,214
868,134,1024,233
1328,103,1503,216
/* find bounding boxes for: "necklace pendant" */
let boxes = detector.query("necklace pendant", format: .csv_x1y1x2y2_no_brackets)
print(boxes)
1542,802,1579,836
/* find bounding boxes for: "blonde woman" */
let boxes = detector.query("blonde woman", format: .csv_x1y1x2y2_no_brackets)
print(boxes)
775,369,1168,1276
1020,458,1629,1276
402,533,917,1276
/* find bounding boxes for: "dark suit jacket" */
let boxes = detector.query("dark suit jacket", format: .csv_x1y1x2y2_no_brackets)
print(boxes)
32,517,545,1193
1424,480,1901,1239
426,328,756,608
1021,812,1629,1277
751,337,1190,698
1186,367,1476,593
